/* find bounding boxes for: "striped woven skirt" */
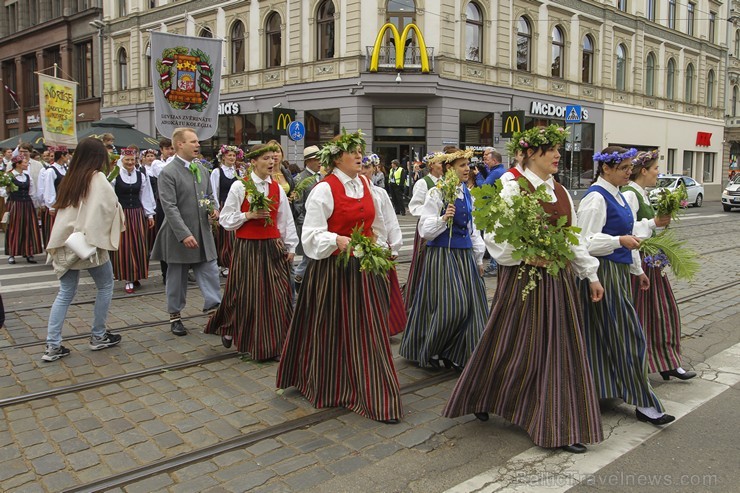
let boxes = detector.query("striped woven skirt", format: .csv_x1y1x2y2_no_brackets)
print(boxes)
205,238,292,360
4,199,42,257
276,256,402,421
632,260,683,373
387,269,407,336
444,265,603,448
214,224,235,269
578,259,664,411
111,207,149,282
40,208,55,248
402,227,427,311
399,246,487,368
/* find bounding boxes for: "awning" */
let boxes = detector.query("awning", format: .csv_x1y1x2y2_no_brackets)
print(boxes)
0,127,46,150
77,118,160,150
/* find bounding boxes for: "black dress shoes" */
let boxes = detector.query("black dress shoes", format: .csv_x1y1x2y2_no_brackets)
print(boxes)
203,303,220,314
659,369,697,381
560,443,587,454
221,335,232,348
170,320,187,336
26,256,37,264
636,409,676,425
474,412,489,422
380,418,399,424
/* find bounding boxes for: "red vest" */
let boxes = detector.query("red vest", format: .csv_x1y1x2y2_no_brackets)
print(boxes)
235,178,281,240
325,173,375,255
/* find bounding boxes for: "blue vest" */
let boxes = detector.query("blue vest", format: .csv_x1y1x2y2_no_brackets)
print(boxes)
585,185,633,264
427,185,474,249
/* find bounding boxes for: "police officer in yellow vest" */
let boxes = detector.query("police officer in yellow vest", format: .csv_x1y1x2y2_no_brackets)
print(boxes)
388,159,407,215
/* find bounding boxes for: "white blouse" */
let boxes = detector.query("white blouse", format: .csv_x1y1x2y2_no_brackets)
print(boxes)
209,166,239,210
218,171,298,253
111,167,157,217
41,163,67,209
371,184,403,256
484,168,600,283
408,174,440,217
2,170,39,207
622,181,658,239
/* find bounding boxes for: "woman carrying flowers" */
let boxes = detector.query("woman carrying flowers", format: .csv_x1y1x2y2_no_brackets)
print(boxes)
577,146,675,426
276,129,403,424
400,147,487,370
4,155,43,264
205,143,298,360
622,151,695,381
444,125,604,454
210,145,244,277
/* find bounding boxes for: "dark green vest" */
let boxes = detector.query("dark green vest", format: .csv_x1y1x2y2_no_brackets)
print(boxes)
622,185,655,221
423,175,435,189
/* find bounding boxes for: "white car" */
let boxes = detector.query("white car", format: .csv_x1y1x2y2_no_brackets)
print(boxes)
721,174,740,211
648,174,704,208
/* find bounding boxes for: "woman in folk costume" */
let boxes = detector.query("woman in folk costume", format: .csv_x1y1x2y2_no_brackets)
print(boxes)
400,148,487,370
360,153,406,336
141,148,160,252
210,145,243,277
276,129,402,424
444,126,604,454
110,147,156,294
622,150,696,381
577,146,675,426
39,146,70,246
4,155,43,264
403,152,443,311
205,144,298,360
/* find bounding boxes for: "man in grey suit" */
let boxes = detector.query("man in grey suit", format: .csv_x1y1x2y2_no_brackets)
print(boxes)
151,127,221,336
292,145,322,290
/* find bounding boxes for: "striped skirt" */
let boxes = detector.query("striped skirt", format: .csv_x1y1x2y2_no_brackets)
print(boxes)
400,246,487,368
111,207,149,282
387,269,407,336
205,238,292,360
402,227,427,311
40,208,55,248
444,265,603,448
578,259,664,411
632,260,683,373
276,256,402,422
4,199,42,257
214,225,235,269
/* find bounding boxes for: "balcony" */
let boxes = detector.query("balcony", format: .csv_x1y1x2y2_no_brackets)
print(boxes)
365,45,435,73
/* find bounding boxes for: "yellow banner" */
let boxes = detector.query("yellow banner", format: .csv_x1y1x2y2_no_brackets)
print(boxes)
38,73,78,147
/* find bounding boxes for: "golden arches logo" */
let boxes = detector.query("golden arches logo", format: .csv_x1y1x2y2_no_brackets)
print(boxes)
501,111,524,137
276,113,292,131
306,115,319,133
369,23,430,73
480,117,493,135
504,116,520,134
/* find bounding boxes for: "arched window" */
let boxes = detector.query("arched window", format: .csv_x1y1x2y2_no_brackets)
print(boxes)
517,17,532,72
685,63,694,103
551,26,564,78
645,52,655,96
118,48,128,90
734,85,738,117
199,27,213,38
735,30,740,56
386,0,416,51
465,2,483,62
266,12,281,68
582,35,594,83
666,58,675,100
707,70,715,106
615,44,626,91
316,0,335,60
231,21,245,73
144,43,151,87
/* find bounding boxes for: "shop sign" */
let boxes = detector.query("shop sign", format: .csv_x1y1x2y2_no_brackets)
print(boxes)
27,114,40,124
369,23,430,73
273,107,297,135
5,117,19,125
530,101,589,121
501,111,525,138
696,132,712,147
218,102,241,115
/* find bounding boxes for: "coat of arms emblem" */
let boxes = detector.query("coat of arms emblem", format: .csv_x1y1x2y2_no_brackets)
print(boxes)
156,47,213,112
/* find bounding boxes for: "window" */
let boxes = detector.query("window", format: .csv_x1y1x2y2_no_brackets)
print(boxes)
465,3,483,62
29,0,39,25
52,0,62,17
707,70,715,106
265,12,281,68
646,0,655,21
709,12,716,44
44,48,62,72
645,52,655,96
75,41,94,99
733,86,738,117
144,43,151,86
615,44,626,91
736,30,740,56
7,4,18,34
199,27,213,38
668,0,676,29
305,109,340,147
1,61,17,109
666,58,675,100
703,152,715,182
231,21,246,73
551,26,564,78
685,63,694,103
316,0,335,60
517,17,532,72
374,107,427,141
582,35,594,83
618,0,627,12
118,0,126,17
683,150,693,176
460,110,494,148
22,56,38,107
118,48,128,90
687,3,694,36
667,148,676,174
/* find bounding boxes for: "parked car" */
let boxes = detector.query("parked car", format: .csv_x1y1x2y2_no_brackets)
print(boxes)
721,174,740,211
648,174,704,207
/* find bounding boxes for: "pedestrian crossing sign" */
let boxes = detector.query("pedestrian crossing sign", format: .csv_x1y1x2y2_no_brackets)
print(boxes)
565,105,582,123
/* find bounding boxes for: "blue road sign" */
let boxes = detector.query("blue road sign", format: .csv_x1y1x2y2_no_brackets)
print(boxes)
565,105,582,123
288,121,306,141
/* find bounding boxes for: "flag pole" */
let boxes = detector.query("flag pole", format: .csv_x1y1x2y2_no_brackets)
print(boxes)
0,78,21,110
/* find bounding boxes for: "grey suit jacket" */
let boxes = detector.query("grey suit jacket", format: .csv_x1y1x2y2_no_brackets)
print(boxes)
150,156,217,264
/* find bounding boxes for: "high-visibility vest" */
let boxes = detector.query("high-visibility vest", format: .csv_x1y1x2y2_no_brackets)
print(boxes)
390,167,403,184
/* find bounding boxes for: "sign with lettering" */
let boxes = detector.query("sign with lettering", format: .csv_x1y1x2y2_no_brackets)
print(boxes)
38,73,77,146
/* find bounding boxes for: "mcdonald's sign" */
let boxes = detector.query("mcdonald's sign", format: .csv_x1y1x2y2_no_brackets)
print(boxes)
369,23,430,73
273,107,296,135
501,111,525,138
479,116,493,136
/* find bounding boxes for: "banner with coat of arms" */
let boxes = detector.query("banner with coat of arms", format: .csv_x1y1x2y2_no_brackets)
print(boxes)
150,31,222,140
38,73,78,147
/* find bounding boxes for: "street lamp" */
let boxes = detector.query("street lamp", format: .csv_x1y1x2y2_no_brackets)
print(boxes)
89,19,106,100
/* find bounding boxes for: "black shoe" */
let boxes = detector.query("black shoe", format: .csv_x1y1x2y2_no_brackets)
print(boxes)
170,320,187,336
133,280,141,287
7,256,15,264
560,443,587,454
635,409,675,426
659,369,697,381
442,358,463,372
474,412,489,422
380,418,399,424
25,256,37,264
203,303,220,314
427,357,441,370
221,335,232,348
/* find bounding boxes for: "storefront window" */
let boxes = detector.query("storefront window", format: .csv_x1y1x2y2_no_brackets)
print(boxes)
459,110,493,148
305,109,340,147
703,152,715,182
667,148,676,174
683,150,693,177
374,107,426,141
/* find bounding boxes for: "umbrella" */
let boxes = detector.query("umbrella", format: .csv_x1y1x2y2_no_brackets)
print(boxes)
0,127,46,150
77,117,160,150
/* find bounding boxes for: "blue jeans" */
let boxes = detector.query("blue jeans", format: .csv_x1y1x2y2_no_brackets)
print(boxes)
45,261,114,348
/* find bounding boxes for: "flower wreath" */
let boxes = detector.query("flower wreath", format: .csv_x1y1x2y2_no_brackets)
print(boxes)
506,125,569,155
217,145,245,164
427,149,474,165
317,128,366,168
362,153,380,167
632,149,660,167
422,152,436,164
243,144,281,161
593,147,638,164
